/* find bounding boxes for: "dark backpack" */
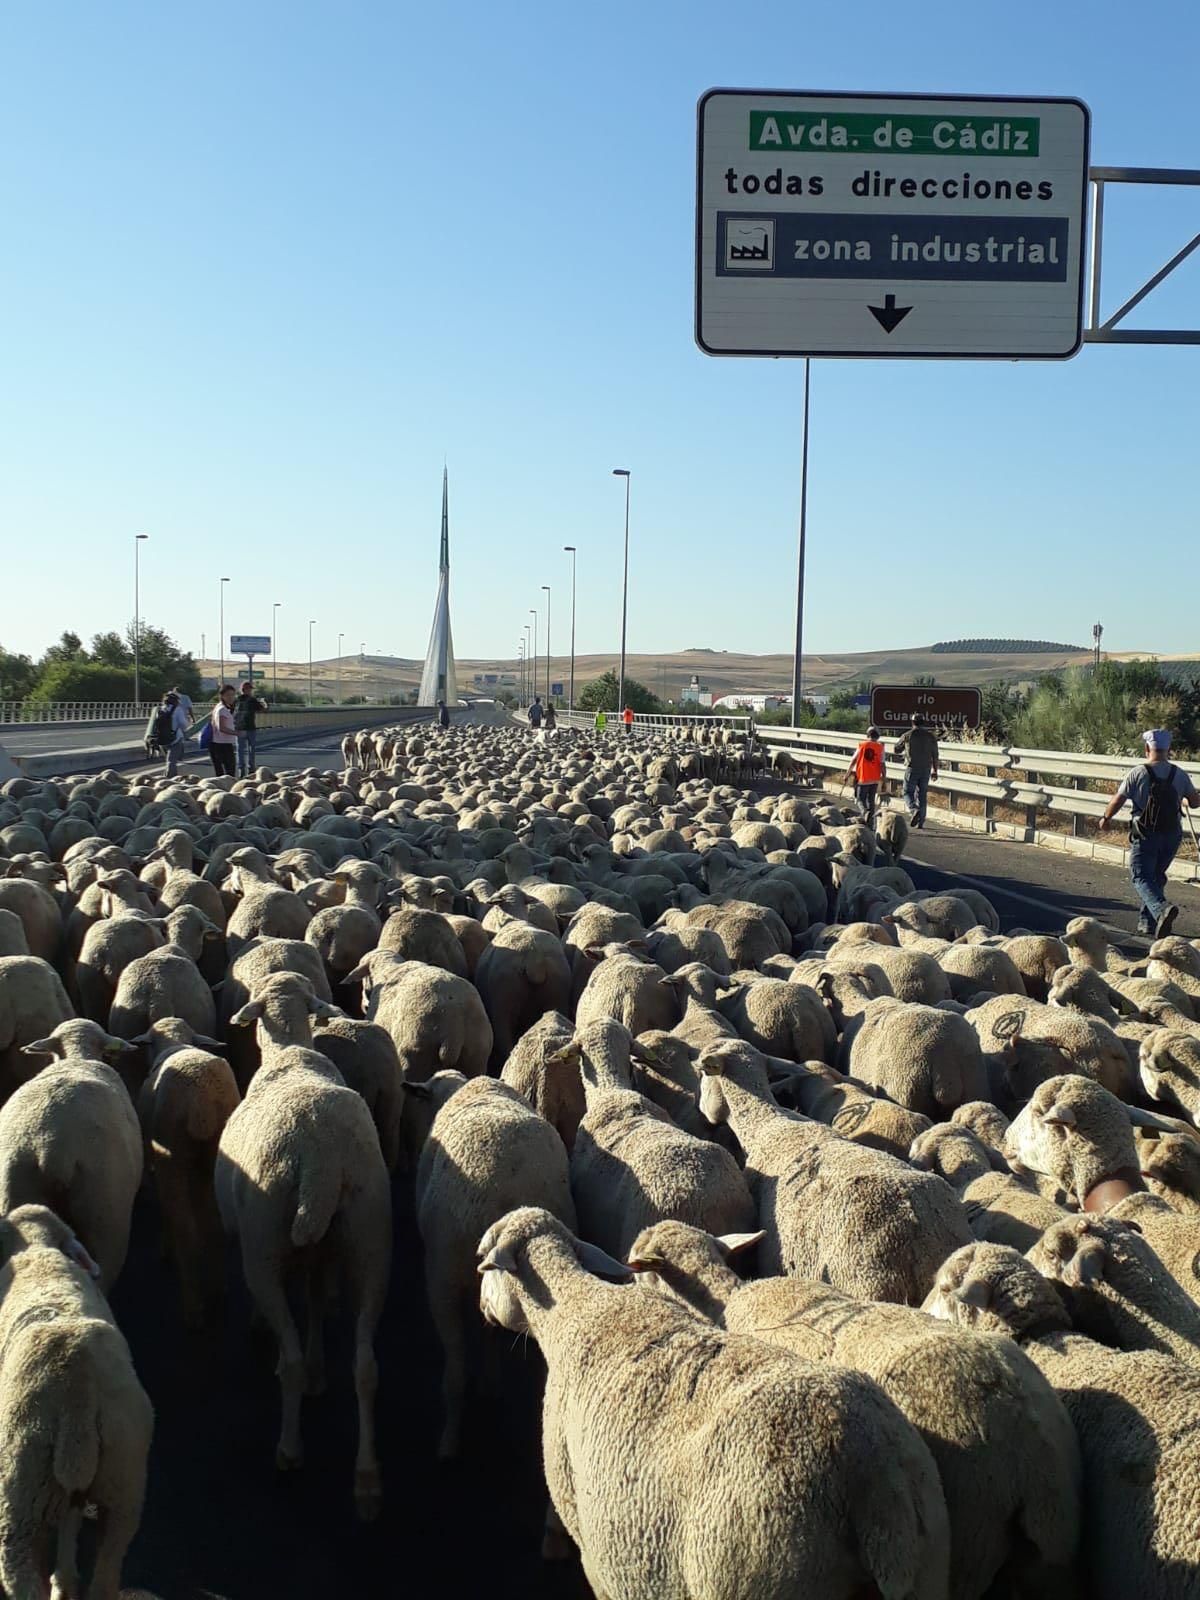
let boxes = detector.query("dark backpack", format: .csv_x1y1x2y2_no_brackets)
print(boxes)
1138,764,1180,836
152,707,175,746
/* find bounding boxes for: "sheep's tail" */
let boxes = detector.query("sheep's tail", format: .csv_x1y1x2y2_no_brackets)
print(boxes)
853,1432,949,1600
291,1160,341,1248
52,1340,100,1495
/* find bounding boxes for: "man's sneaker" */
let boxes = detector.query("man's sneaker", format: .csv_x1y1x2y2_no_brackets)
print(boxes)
1156,904,1179,939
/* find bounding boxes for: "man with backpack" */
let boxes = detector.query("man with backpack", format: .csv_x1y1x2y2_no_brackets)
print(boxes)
149,691,189,777
1100,728,1198,937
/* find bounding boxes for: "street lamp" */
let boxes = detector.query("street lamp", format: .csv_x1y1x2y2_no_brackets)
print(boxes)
219,577,231,687
612,470,631,714
308,620,317,706
563,546,577,711
133,535,148,707
271,602,281,698
542,585,551,705
337,632,344,705
529,609,538,703
524,623,531,703
518,640,525,704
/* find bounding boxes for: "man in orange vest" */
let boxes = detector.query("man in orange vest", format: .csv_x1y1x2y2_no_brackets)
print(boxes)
843,725,885,826
622,706,634,735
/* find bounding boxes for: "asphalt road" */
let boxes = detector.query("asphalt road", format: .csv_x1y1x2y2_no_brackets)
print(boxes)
0,722,143,755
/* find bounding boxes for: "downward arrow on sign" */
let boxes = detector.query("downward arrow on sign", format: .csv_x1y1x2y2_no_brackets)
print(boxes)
869,294,913,333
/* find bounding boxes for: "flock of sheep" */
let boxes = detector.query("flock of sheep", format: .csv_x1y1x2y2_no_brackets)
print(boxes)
1,718,1200,1598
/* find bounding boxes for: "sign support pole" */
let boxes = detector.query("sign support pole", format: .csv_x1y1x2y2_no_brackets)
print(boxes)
790,358,811,728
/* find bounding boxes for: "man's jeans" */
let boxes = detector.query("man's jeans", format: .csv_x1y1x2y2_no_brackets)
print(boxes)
163,737,183,778
236,730,257,776
1129,828,1182,927
904,768,931,827
855,782,879,826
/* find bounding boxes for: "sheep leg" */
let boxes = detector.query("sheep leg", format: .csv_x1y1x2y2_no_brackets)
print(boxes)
303,1265,327,1396
84,1501,140,1600
243,1255,305,1470
429,1283,467,1461
51,1504,83,1600
352,1331,381,1521
0,1532,49,1600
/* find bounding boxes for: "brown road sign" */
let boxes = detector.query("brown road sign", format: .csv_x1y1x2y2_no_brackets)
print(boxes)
871,685,982,730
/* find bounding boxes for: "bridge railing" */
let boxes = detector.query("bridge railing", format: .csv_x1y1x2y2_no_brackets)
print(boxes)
553,709,752,733
0,701,154,724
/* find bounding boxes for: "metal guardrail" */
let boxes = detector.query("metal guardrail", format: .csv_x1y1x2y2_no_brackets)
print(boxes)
554,709,752,733
0,700,416,726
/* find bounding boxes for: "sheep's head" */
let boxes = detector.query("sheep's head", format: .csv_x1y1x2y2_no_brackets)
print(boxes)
0,1204,101,1278
697,1039,773,1125
1048,965,1120,1022
662,963,730,1007
230,973,341,1046
1063,917,1109,970
1004,1074,1143,1210
627,1220,762,1317
165,906,223,962
909,1124,995,1187
1139,1029,1200,1121
922,1242,1069,1338
1133,1123,1200,1207
951,1099,1011,1151
477,1207,630,1332
20,1019,138,1066
815,964,889,1027
575,1019,636,1095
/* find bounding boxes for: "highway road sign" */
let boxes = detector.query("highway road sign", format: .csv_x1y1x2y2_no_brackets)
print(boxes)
551,681,564,697
871,684,982,730
696,90,1090,359
231,635,271,655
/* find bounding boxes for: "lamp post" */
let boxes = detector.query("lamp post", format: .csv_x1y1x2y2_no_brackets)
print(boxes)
542,585,551,704
529,610,538,704
337,633,344,705
133,535,148,708
271,603,281,698
308,620,317,705
563,546,577,711
360,642,367,702
219,577,230,687
518,640,525,704
524,624,531,703
612,469,631,714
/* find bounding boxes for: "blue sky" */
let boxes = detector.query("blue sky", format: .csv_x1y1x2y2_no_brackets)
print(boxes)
1,0,1197,669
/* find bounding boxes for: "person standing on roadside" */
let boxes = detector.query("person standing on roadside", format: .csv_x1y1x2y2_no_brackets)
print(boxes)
173,685,194,723
594,710,607,733
234,680,268,778
894,713,940,829
1099,728,1198,937
157,691,190,779
436,699,450,729
543,702,557,734
843,725,886,826
623,705,634,736
528,696,544,732
209,685,238,778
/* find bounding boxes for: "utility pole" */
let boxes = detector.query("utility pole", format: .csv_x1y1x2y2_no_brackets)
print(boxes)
1092,621,1103,669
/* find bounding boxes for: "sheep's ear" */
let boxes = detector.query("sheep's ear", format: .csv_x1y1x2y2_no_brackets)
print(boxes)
102,1036,139,1057
343,962,371,985
583,945,608,962
715,1230,766,1259
1063,1239,1107,1289
19,1037,60,1060
477,1242,519,1276
956,1276,992,1312
1039,1102,1077,1129
575,1240,633,1282
308,997,342,1020
62,1232,102,1280
128,1029,158,1047
192,1034,226,1053
229,1000,264,1028
629,1038,658,1065
544,1042,581,1070
626,1250,663,1274
401,1081,432,1100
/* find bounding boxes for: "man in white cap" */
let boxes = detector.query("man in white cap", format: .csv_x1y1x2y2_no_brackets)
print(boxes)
1099,728,1198,937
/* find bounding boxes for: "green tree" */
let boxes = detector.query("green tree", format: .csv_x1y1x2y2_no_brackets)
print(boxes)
577,671,662,714
0,646,36,702
90,631,132,666
40,631,85,665
28,659,138,703
125,623,200,699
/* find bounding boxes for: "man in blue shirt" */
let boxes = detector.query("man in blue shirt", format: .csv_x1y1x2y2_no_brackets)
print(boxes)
1099,729,1198,937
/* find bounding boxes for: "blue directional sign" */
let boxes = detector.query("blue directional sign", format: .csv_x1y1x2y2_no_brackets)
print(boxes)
697,90,1089,359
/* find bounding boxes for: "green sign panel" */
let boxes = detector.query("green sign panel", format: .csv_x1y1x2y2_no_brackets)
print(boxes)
749,110,1041,157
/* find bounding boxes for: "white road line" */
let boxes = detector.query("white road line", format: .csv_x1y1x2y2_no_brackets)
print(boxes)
903,849,1148,947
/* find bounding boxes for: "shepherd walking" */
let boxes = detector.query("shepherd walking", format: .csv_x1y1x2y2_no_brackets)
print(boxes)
1100,728,1198,937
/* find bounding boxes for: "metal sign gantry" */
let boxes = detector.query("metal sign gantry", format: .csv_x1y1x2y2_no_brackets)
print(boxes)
1085,166,1200,345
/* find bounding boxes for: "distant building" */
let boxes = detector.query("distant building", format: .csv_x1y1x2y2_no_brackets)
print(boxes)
713,693,791,712
681,674,710,706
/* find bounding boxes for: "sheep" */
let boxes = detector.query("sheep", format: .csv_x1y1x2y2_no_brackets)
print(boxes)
0,1204,154,1600
376,902,468,977
107,943,217,1046
968,993,1135,1102
498,1011,585,1152
75,910,166,1025
348,952,492,1082
698,1038,972,1303
228,970,342,1067
570,1019,755,1259
309,1014,404,1171
136,1018,241,1326
1028,1214,1200,1368
950,1097,1013,1153
1062,915,1133,972
876,806,910,864
715,972,837,1064
886,893,977,943
1134,1124,1200,1215
411,1074,575,1458
908,1123,1072,1252
0,876,63,963
642,921,730,977
0,1051,143,1292
18,1018,142,1071
1139,1027,1200,1122
766,1057,933,1159
841,996,989,1117
0,907,30,955
670,897,791,970
219,936,333,1091
573,943,681,1039
828,941,952,1005
215,1045,391,1519
304,860,387,991
473,920,571,1070
0,954,75,1090
925,1240,1200,1600
627,1220,1081,1600
937,940,1026,1000
478,1205,950,1600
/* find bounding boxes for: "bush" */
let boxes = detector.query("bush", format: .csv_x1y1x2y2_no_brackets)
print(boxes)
27,660,139,703
577,671,663,715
